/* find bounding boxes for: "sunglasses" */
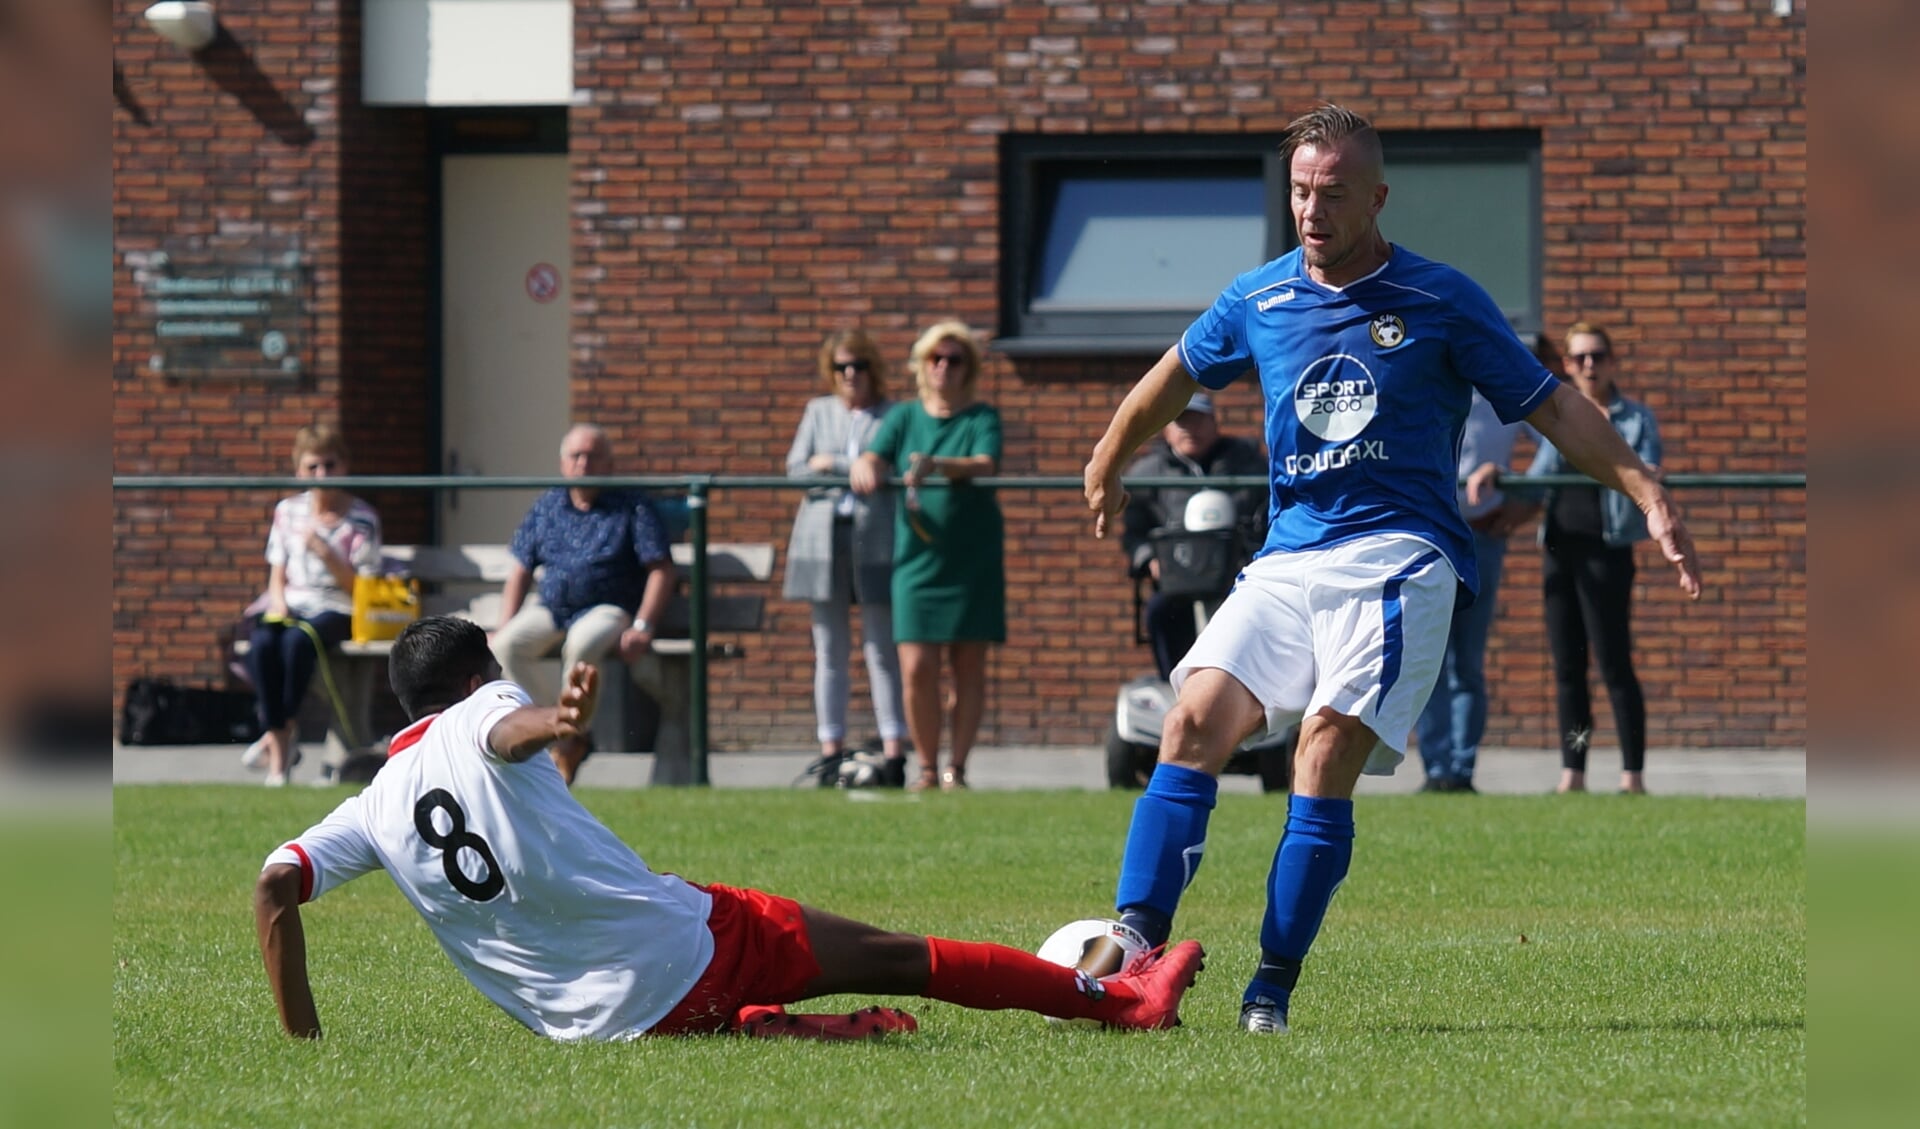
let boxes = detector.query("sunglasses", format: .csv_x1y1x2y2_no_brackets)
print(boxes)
928,352,968,367
1568,350,1610,365
835,359,872,374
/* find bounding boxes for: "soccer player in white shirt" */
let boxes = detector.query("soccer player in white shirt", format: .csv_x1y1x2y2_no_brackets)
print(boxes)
1082,104,1702,1034
255,616,1204,1041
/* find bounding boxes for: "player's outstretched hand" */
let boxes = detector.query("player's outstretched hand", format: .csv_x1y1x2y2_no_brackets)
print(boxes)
556,661,600,738
1648,501,1702,600
1084,458,1128,540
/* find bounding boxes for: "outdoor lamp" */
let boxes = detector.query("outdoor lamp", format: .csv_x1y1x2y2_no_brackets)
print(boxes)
143,2,218,52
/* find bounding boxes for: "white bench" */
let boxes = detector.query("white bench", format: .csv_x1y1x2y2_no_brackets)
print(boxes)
242,542,775,781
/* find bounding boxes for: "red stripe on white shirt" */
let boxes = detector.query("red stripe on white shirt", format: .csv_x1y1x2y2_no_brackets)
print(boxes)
387,714,439,758
285,842,315,903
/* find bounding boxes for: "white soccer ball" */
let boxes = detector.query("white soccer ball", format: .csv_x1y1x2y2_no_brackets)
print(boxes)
1036,918,1151,1028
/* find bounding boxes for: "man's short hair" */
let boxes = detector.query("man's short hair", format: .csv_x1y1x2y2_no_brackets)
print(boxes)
561,423,610,458
1280,104,1382,171
389,616,495,720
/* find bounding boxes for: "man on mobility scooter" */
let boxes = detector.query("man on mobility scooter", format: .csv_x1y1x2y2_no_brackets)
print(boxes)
1106,396,1294,792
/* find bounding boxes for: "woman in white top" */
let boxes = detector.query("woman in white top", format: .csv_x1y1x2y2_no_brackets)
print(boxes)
246,424,381,785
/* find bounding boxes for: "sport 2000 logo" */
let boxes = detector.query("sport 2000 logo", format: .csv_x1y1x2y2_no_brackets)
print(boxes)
1292,355,1379,442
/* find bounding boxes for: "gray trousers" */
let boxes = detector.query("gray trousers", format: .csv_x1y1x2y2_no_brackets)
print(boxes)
811,542,905,744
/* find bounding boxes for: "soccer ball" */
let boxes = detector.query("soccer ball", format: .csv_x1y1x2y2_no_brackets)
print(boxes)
1035,918,1151,1027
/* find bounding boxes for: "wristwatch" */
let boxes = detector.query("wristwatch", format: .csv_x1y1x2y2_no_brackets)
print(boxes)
633,618,652,635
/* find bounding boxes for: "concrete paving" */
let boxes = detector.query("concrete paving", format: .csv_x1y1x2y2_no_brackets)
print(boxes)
114,741,1804,798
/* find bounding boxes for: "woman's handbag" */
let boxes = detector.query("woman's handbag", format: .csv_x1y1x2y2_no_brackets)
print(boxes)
350,574,421,644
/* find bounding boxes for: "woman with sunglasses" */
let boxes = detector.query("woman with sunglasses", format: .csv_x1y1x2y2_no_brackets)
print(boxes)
850,321,1005,792
244,424,382,786
1518,322,1664,794
782,330,909,787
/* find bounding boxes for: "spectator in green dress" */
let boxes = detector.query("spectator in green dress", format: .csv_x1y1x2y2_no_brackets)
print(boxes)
850,320,1005,792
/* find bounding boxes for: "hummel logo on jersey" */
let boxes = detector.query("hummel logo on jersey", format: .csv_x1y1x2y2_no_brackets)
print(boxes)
1257,289,1297,312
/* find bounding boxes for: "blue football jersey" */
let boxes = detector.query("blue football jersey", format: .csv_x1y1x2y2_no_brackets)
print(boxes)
1177,246,1557,597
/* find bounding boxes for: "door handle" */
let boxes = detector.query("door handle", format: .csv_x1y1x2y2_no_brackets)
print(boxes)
447,449,461,512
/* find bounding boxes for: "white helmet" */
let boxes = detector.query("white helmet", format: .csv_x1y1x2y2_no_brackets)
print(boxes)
1182,488,1236,533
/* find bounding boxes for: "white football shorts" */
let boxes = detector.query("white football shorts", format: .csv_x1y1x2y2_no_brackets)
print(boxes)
1172,534,1458,776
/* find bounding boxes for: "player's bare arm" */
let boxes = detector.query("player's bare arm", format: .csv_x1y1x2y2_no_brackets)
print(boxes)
1526,383,1702,599
1085,347,1204,539
487,661,601,762
254,863,322,1038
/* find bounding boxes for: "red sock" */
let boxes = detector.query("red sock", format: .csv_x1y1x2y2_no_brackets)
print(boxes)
923,937,1122,1022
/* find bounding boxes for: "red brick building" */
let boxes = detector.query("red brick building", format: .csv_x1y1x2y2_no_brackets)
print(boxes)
113,1,1805,753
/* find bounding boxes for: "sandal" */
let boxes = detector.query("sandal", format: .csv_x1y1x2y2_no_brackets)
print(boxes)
939,767,967,792
907,766,940,793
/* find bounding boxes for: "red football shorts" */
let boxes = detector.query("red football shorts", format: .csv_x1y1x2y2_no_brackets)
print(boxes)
648,883,823,1035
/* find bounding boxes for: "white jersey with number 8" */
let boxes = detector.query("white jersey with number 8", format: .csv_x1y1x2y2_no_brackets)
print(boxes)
262,680,714,1040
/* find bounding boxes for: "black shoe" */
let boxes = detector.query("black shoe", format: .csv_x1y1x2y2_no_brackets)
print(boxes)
797,752,844,788
878,756,906,789
1419,777,1454,793
1454,779,1478,794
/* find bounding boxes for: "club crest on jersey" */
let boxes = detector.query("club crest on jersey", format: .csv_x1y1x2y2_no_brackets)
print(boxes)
1368,313,1407,349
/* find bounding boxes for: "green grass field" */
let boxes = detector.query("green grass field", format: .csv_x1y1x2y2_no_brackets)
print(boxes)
114,786,1804,1127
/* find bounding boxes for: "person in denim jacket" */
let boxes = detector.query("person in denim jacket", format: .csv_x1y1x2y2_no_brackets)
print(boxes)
1498,322,1663,794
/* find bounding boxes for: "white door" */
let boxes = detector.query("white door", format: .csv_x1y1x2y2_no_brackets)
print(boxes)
439,153,571,547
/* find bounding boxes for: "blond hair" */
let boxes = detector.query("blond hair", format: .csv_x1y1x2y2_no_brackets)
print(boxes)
1561,320,1615,358
908,320,983,398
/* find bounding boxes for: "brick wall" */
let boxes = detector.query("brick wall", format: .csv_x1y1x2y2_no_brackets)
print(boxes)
116,0,1804,752
113,0,432,698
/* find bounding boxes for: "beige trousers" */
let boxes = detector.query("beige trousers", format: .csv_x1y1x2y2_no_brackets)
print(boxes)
491,602,632,707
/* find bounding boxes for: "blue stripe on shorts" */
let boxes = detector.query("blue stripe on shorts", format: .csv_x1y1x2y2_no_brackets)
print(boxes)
1378,549,1444,712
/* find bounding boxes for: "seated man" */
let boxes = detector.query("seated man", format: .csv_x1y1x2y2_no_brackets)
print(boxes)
491,423,674,785
253,616,1205,1042
1118,394,1268,680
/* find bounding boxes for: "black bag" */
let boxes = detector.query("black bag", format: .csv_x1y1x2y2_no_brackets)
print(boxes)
120,678,263,746
1150,529,1244,600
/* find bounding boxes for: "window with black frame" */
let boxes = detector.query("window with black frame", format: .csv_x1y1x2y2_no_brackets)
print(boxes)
997,131,1540,356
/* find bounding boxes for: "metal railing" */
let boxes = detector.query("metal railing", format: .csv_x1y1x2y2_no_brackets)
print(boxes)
114,471,1806,782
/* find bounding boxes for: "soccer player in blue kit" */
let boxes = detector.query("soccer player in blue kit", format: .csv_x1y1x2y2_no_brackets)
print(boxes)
1082,105,1703,1033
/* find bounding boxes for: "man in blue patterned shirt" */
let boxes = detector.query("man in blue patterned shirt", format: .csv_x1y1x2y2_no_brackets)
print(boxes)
491,424,676,784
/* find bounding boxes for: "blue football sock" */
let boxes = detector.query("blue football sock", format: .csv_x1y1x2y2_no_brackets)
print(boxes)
1243,958,1302,1010
1114,764,1218,947
1253,794,1355,1008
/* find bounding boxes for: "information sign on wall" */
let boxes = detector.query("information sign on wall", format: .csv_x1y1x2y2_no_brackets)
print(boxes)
132,239,311,379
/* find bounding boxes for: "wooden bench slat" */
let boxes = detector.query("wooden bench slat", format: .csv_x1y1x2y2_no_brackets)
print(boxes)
671,543,776,583
381,544,517,583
